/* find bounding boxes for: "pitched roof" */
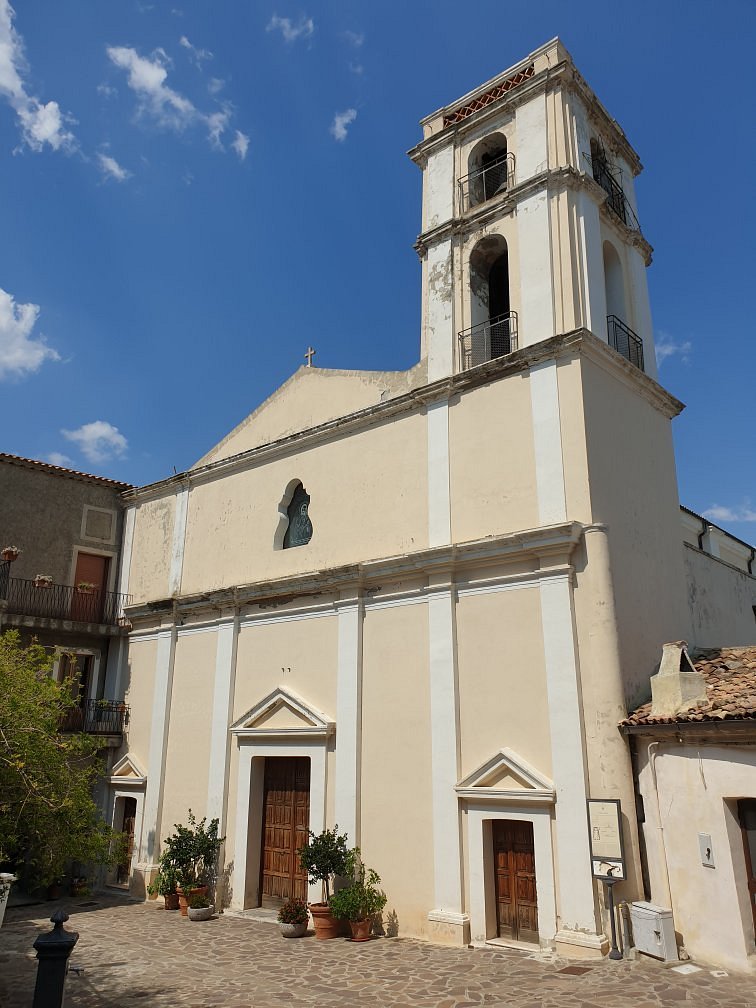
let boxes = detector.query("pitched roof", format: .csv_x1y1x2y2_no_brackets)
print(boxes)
622,646,756,727
0,452,132,489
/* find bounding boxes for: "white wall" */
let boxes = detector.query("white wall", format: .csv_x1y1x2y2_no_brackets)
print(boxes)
684,545,756,650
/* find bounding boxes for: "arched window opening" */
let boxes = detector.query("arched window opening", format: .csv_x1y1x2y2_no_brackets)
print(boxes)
283,482,313,549
460,235,517,369
603,240,644,371
461,134,513,211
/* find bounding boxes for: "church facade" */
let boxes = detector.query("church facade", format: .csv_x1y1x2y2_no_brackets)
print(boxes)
106,39,756,957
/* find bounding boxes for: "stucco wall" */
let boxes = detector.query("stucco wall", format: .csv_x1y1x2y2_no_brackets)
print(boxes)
361,601,434,938
684,546,756,650
448,374,539,542
456,586,552,780
129,497,175,604
580,357,689,708
0,459,125,589
636,740,756,972
119,636,158,778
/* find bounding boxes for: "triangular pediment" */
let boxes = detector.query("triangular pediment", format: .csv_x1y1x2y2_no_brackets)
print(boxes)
231,687,334,739
109,753,147,786
456,748,554,804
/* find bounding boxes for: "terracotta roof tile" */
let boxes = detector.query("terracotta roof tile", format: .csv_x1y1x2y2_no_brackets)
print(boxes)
621,646,756,727
0,452,132,489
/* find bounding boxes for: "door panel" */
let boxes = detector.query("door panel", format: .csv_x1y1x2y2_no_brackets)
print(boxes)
259,757,310,907
71,553,109,622
493,819,538,943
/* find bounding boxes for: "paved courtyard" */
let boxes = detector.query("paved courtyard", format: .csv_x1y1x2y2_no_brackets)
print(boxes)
1,894,754,1007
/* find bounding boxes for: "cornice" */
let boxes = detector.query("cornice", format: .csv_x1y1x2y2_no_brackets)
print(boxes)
125,521,584,624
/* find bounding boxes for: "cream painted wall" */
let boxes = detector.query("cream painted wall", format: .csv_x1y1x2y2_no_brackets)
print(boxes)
580,357,688,708
120,637,158,776
556,356,592,522
448,376,539,542
361,601,435,938
232,614,338,725
636,741,756,973
159,631,217,836
176,412,428,597
684,546,756,650
196,367,423,467
129,498,175,604
456,587,552,780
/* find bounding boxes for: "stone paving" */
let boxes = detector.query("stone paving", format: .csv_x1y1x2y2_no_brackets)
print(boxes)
1,894,754,1007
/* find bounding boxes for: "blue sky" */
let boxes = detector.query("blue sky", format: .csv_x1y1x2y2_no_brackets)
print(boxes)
0,1,754,544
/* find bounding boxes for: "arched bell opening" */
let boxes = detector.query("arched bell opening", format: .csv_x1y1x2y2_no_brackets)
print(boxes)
461,235,516,368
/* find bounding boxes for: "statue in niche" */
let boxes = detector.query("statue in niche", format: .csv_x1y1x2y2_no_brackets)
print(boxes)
283,483,313,548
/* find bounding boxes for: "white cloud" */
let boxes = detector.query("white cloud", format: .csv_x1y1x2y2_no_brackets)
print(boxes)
656,333,692,366
349,61,364,76
107,44,239,151
97,152,131,182
266,14,314,43
47,452,72,467
0,286,59,380
703,504,756,525
342,30,364,47
97,82,117,99
330,108,356,142
232,129,249,161
208,77,225,95
0,1,76,152
107,45,195,131
61,420,128,464
179,34,213,66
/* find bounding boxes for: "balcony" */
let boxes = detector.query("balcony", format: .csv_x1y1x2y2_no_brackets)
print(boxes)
0,566,131,628
459,312,518,370
60,699,129,737
607,315,645,371
589,152,640,233
458,152,515,213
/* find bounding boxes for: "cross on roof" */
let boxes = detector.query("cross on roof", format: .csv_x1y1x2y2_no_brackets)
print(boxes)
304,346,316,367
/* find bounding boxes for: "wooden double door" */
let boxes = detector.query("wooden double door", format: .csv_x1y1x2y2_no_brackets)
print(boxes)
259,757,310,907
493,819,538,943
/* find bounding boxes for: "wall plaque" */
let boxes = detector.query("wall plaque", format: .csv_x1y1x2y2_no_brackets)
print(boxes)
587,798,626,881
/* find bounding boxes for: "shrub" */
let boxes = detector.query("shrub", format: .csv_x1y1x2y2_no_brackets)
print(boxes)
161,810,224,890
297,825,350,903
277,897,309,926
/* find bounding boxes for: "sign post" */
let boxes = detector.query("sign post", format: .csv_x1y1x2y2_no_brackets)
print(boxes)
587,799,626,961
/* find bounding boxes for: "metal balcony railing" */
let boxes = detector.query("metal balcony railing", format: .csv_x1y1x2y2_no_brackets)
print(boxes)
588,153,641,233
459,311,518,370
0,573,132,627
458,152,515,212
60,699,130,736
607,315,645,371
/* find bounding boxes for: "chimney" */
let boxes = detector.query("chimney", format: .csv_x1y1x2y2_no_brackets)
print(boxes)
650,641,708,717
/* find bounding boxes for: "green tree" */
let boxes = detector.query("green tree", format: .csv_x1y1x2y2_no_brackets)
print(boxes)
0,631,117,888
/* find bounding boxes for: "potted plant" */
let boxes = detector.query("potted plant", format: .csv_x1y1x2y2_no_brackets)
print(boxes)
34,574,53,588
1,546,20,562
187,894,214,921
70,875,88,897
146,859,180,910
161,810,224,916
329,849,387,942
297,825,350,939
277,897,309,938
75,581,97,595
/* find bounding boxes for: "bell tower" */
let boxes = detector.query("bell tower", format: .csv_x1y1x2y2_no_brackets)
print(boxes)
409,38,657,383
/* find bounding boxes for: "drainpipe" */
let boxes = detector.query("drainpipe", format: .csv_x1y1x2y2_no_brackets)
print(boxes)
647,742,673,910
697,515,707,551
748,547,755,577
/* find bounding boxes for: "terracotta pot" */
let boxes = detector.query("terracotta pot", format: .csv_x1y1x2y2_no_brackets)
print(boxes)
1,548,18,562
279,921,308,938
177,885,207,916
46,884,64,900
309,902,342,940
349,918,372,942
164,892,180,910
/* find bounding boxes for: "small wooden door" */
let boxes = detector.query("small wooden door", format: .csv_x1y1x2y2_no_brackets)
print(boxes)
493,819,538,943
71,552,109,622
259,757,310,907
738,800,756,939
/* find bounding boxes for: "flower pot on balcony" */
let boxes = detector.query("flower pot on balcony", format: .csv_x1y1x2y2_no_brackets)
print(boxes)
1,547,20,562
34,576,53,588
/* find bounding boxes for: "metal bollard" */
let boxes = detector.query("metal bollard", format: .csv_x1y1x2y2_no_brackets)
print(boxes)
32,910,79,1008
